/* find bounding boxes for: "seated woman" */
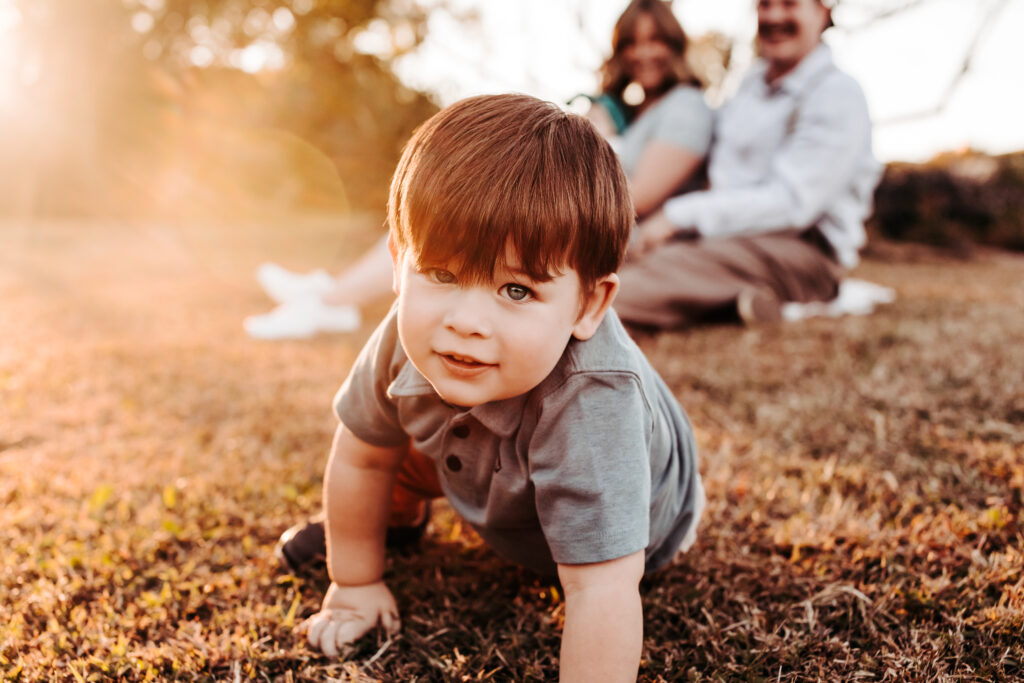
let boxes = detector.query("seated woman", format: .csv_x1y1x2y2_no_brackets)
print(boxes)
245,0,712,340
584,0,710,219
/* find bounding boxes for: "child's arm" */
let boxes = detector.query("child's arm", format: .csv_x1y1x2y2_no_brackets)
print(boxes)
300,424,408,656
557,550,646,682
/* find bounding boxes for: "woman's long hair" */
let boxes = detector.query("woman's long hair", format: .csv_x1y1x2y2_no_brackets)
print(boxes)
599,0,702,117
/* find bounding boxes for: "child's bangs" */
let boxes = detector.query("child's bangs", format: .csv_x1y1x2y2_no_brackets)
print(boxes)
388,94,633,294
402,155,579,286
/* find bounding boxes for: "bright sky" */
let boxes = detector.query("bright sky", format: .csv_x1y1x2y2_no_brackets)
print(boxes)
395,0,1024,162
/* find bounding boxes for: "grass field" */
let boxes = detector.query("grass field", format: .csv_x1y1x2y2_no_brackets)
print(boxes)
2,217,1023,681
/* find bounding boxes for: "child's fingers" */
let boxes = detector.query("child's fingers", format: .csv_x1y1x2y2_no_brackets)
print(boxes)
294,615,312,635
305,613,332,651
302,609,373,656
380,608,401,635
333,615,372,647
317,618,342,658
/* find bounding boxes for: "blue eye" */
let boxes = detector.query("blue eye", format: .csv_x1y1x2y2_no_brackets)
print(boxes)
427,268,457,284
503,283,532,301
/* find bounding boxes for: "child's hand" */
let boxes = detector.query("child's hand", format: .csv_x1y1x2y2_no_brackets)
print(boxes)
297,581,400,656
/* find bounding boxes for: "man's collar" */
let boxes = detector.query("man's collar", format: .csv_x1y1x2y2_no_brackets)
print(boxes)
759,42,833,95
387,361,528,439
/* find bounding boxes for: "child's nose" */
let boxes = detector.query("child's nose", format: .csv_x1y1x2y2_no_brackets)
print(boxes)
443,289,494,338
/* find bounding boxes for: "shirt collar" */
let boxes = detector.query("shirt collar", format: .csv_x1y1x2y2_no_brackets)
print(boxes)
388,361,435,397
468,393,529,439
757,42,833,96
387,361,528,439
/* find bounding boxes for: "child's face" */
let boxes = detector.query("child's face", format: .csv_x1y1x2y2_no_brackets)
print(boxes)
391,244,615,408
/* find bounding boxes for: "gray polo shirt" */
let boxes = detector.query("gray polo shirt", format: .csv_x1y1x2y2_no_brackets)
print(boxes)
335,306,701,576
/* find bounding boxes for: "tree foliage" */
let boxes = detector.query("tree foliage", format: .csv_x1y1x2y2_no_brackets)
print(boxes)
0,0,439,218
870,150,1024,252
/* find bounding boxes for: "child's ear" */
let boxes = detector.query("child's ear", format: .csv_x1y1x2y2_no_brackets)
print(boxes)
386,232,402,295
572,273,619,341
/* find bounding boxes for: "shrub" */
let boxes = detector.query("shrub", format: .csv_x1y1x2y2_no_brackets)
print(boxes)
869,150,1024,252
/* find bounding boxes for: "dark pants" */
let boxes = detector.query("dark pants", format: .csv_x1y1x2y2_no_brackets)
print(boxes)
615,228,843,330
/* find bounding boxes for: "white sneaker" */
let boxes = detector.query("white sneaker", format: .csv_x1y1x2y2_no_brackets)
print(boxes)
243,299,361,340
256,262,334,304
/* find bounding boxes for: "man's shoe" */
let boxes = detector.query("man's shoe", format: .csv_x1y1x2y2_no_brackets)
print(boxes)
256,263,334,304
275,509,430,574
244,299,361,340
737,287,782,325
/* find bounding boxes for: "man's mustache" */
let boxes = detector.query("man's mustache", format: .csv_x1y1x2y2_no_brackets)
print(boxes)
758,22,798,38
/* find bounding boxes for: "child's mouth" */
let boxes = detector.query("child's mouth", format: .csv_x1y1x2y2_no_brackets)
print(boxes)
438,352,494,373
443,353,487,367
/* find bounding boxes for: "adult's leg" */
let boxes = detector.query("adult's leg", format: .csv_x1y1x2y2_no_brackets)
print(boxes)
247,237,394,339
615,230,842,330
321,236,395,309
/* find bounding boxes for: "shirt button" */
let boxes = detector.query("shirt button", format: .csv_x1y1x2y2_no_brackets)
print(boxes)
445,454,462,472
452,425,470,439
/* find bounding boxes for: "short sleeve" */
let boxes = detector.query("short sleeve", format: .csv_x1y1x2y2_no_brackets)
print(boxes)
652,87,713,156
333,307,409,447
593,93,630,135
528,373,653,566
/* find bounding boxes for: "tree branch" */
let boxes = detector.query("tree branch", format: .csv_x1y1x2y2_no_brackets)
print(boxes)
872,0,1011,126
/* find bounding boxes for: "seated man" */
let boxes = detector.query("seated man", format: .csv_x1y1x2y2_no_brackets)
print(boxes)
616,0,882,329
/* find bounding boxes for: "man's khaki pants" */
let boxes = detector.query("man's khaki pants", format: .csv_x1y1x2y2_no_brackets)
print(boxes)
615,228,844,330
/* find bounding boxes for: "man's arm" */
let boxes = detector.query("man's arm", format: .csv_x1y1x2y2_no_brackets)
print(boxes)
663,74,873,238
557,550,646,683
300,424,408,656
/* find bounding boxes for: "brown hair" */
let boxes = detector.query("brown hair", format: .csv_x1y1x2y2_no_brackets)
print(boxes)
388,93,633,297
600,0,701,106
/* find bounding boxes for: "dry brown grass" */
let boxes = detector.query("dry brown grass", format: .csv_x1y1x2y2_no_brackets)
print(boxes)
2,217,1022,681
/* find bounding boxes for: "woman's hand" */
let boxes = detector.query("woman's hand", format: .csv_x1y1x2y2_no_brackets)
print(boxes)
626,208,700,259
629,210,692,258
298,581,401,657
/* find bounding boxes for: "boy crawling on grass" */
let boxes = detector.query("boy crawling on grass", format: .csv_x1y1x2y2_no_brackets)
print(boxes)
284,93,703,681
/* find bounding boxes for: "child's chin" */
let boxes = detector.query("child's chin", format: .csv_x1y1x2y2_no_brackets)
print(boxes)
433,385,486,409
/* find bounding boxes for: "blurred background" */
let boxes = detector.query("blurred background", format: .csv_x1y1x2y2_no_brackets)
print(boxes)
5,6,1024,681
0,0,1021,250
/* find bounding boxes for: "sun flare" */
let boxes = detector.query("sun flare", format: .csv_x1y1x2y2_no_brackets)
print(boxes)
0,1,24,112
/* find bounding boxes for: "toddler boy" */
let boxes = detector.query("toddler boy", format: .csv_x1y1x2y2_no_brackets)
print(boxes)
291,93,703,681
